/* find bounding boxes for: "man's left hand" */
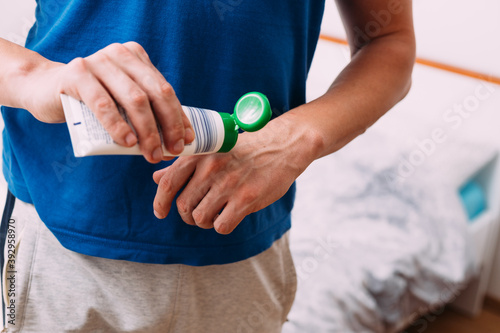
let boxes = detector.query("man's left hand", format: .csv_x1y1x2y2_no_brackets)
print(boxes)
152,117,316,234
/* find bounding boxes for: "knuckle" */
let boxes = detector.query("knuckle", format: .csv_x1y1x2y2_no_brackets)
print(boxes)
94,96,115,111
142,131,160,146
200,160,217,178
153,199,166,214
158,81,175,97
239,189,258,203
124,41,142,52
220,173,238,188
167,121,185,137
91,51,109,64
192,210,206,225
126,41,149,57
106,119,128,136
106,43,129,56
215,156,231,169
176,197,189,214
158,176,173,193
97,112,121,134
68,57,88,73
128,90,148,107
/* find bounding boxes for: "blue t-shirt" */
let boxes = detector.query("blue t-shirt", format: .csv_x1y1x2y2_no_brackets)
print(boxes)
2,0,325,265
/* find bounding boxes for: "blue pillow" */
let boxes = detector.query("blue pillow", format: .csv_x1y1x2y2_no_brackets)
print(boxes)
459,180,487,221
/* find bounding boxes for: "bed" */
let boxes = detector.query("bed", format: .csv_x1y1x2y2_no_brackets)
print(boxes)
282,38,500,332
283,129,497,333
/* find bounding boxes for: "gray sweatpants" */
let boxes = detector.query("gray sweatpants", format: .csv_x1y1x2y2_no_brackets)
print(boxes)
2,199,297,333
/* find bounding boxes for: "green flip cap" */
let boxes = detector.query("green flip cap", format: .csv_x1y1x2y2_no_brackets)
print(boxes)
218,92,272,153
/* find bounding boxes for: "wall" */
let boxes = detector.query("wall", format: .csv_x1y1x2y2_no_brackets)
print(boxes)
0,1,36,45
321,0,500,78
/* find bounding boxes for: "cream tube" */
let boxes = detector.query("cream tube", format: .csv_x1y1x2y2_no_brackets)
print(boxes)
62,94,225,157
61,92,271,158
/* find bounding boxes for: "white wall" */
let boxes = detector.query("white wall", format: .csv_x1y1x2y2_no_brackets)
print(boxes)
321,0,500,78
0,1,36,45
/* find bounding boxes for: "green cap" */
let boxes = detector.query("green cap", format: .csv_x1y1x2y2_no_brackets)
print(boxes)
218,113,239,153
232,92,272,132
217,92,272,153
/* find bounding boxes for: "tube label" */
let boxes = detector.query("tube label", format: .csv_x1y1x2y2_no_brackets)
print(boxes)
61,94,225,157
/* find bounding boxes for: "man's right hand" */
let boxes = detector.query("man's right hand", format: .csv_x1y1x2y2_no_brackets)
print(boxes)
8,41,194,163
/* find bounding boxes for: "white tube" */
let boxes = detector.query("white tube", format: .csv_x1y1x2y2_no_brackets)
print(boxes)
61,94,225,157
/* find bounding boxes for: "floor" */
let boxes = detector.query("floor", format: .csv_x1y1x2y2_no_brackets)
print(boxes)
404,300,500,333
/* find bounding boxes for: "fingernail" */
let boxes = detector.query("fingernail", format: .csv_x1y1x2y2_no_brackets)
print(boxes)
185,128,195,143
153,147,163,161
125,133,137,146
173,139,184,154
154,210,163,219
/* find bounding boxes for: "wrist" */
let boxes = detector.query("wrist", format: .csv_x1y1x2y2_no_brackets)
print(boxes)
269,112,325,172
6,52,58,110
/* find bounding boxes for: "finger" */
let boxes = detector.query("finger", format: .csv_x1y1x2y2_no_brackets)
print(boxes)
175,175,211,227
121,42,196,150
153,158,197,219
63,58,137,147
191,188,228,229
180,110,195,144
123,42,195,144
87,49,163,163
213,202,246,235
122,41,155,69
152,167,169,184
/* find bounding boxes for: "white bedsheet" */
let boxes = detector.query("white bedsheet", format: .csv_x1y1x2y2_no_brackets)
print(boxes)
283,129,476,333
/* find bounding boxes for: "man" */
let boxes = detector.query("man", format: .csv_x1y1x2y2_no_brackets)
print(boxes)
0,0,415,331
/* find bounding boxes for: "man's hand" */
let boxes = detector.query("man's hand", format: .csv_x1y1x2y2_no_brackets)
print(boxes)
2,40,194,163
152,116,321,234
152,0,415,233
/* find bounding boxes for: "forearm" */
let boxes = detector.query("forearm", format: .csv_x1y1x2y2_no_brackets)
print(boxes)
316,35,414,156
276,31,415,166
0,37,55,109
0,38,194,160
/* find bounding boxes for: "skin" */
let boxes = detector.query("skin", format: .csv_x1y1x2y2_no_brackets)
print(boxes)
0,41,195,163
0,0,415,235
153,0,416,234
